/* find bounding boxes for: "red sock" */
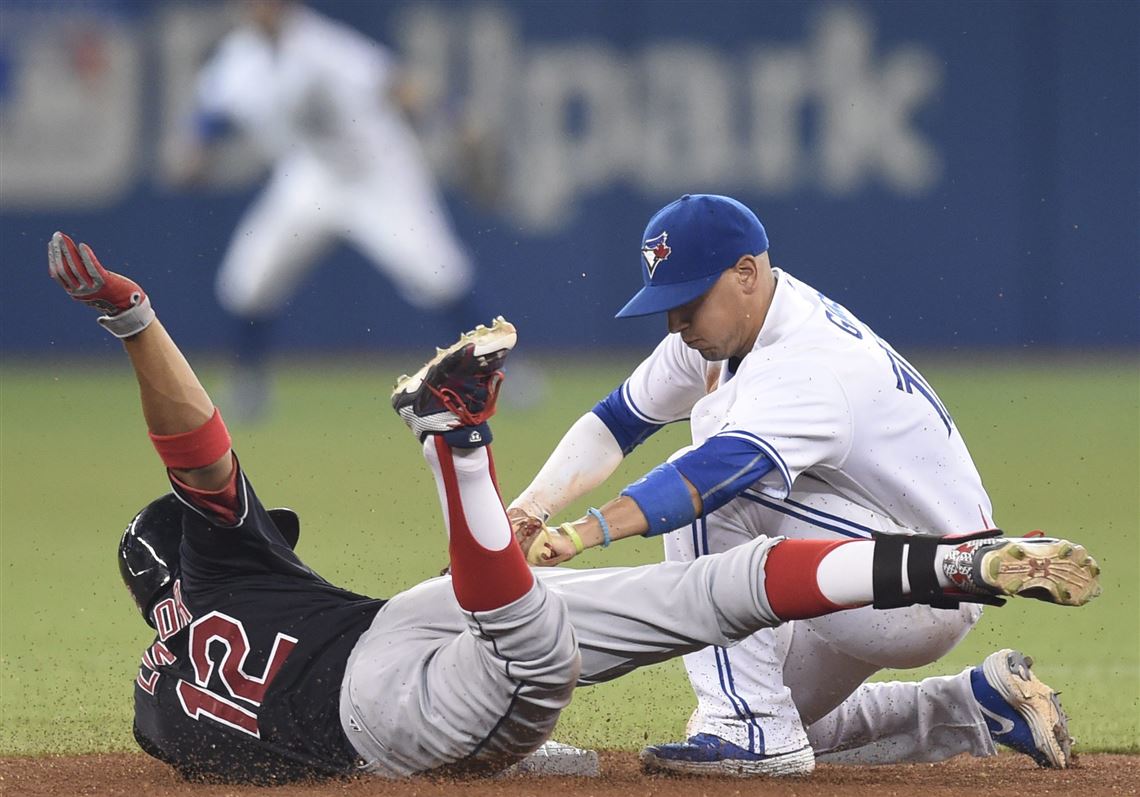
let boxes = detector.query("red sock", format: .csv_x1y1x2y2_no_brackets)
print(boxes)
433,437,534,612
764,539,856,620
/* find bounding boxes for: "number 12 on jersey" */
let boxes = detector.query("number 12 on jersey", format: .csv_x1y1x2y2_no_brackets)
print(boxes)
174,611,298,738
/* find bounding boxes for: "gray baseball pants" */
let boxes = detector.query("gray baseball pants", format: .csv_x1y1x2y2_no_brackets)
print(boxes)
339,534,783,777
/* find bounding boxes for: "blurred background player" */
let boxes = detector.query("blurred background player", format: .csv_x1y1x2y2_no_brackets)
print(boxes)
171,0,486,421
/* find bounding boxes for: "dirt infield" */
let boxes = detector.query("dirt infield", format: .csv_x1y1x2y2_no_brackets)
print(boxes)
2,752,1137,797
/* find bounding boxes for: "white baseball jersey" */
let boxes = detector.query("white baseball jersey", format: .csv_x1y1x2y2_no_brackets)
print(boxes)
195,6,414,175
193,6,474,316
619,268,993,536
516,267,1000,763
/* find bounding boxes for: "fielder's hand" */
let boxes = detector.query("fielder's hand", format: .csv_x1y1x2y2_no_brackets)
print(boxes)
523,525,581,566
508,507,544,544
510,509,584,566
48,231,155,338
508,508,569,566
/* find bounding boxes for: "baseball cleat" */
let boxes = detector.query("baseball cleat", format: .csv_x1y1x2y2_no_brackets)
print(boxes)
941,535,1102,606
640,734,815,777
973,537,1101,605
503,740,600,777
392,317,516,446
970,649,1073,768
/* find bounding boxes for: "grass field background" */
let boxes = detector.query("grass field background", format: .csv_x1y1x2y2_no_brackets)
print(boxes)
1,353,1137,756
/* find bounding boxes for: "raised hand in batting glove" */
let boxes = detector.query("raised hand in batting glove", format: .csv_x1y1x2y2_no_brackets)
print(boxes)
48,231,155,338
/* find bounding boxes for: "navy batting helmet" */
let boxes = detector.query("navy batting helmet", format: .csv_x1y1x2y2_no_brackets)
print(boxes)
118,493,301,627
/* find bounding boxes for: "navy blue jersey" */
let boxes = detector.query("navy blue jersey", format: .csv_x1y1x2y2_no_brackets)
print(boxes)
132,467,386,784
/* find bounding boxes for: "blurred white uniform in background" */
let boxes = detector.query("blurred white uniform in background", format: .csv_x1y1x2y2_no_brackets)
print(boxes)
186,1,478,419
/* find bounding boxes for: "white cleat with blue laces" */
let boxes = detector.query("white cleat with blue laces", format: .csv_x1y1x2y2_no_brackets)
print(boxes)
970,649,1073,768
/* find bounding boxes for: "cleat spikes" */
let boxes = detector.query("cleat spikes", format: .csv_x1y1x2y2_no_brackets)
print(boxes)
976,649,1072,768
391,318,517,443
970,536,1102,607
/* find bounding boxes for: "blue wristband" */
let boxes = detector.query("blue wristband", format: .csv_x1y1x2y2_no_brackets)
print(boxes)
620,462,697,537
587,507,611,547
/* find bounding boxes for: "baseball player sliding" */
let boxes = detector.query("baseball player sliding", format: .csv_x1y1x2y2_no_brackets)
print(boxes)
510,194,1093,774
47,231,1098,782
176,0,484,420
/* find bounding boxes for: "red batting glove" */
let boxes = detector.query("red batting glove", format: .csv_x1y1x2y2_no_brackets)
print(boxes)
48,231,155,338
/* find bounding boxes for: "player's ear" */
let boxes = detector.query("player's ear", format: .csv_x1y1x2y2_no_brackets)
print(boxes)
733,255,760,294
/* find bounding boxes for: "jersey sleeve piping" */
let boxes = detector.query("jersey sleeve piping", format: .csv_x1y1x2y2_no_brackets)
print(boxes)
670,434,780,515
696,447,773,504
715,430,793,498
592,383,667,455
620,381,672,425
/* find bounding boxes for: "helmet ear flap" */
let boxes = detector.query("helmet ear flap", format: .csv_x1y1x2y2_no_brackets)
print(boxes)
119,494,185,627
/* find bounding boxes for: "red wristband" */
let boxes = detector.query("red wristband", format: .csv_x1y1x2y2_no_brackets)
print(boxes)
149,408,232,470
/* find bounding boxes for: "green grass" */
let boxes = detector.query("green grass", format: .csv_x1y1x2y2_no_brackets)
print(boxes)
1,354,1137,755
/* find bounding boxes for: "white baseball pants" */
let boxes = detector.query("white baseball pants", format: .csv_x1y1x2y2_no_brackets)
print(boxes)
215,152,474,319
664,474,995,762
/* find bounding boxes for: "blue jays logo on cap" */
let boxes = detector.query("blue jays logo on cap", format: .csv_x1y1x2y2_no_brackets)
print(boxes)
616,194,769,319
641,232,671,279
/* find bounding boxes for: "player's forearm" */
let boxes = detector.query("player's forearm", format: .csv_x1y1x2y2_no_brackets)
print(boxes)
49,232,232,491
123,321,214,434
562,477,702,550
123,321,232,489
509,412,625,520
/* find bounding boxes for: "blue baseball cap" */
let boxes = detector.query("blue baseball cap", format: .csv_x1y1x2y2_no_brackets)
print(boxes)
615,194,769,318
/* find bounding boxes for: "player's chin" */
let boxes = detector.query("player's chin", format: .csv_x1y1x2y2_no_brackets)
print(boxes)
681,335,728,361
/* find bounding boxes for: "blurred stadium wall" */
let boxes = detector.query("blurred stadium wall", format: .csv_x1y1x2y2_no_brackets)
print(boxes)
1,0,1137,355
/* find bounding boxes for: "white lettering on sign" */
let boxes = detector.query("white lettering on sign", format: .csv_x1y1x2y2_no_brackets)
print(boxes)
401,4,943,229
0,3,943,224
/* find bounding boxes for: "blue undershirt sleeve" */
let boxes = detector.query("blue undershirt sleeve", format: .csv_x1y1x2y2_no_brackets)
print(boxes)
592,384,665,455
671,435,775,516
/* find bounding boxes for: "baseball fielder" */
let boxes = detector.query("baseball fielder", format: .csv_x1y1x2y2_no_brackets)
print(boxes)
510,194,1090,774
46,231,1098,782
179,1,481,418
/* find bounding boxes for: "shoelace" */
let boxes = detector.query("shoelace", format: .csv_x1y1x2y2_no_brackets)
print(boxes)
428,372,504,426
